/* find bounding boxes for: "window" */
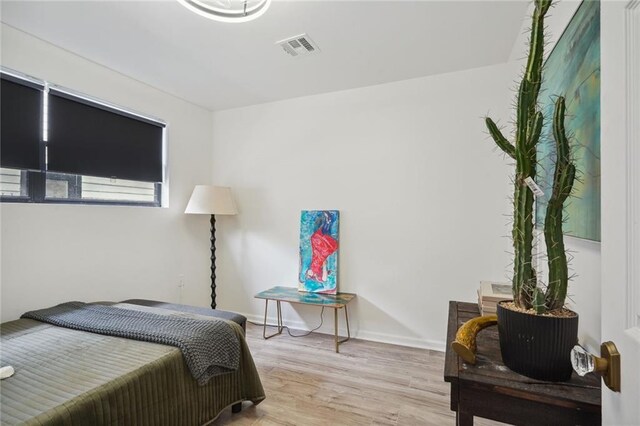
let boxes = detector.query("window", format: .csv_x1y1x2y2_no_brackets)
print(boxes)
0,69,165,206
0,168,27,198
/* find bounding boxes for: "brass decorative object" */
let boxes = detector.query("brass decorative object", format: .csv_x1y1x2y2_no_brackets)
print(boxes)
451,315,498,364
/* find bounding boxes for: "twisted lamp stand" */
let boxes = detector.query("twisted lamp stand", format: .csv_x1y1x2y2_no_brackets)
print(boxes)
210,214,217,309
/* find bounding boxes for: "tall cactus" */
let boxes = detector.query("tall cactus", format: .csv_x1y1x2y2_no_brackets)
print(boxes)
486,0,551,309
486,0,577,314
544,97,576,310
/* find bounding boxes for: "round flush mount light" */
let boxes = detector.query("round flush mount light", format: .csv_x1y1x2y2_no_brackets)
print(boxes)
177,0,271,23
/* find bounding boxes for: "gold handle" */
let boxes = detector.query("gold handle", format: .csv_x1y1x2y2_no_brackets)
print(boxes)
571,341,621,392
600,341,621,392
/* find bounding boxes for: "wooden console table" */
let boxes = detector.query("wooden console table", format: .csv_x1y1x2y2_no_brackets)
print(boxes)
255,286,355,353
444,301,601,426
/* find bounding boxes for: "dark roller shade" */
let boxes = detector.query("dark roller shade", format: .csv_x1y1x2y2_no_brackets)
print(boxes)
1,75,43,170
48,90,164,183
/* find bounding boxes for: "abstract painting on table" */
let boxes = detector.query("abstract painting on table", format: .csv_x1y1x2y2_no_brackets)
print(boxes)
299,210,339,294
535,0,601,241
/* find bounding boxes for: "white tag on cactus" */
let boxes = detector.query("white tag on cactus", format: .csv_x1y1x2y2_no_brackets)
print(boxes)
524,177,544,197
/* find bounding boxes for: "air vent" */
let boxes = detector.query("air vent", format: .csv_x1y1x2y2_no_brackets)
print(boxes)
276,34,320,58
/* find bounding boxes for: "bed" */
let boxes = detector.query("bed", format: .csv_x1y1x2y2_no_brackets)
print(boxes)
0,299,265,425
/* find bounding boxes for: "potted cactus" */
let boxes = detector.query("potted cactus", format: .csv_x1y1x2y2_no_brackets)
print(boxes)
484,0,578,381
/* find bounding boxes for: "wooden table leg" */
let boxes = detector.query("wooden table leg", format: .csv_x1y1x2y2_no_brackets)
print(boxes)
262,299,283,339
456,407,473,426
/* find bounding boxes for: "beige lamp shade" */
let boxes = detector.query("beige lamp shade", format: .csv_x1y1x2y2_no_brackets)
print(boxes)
185,185,238,215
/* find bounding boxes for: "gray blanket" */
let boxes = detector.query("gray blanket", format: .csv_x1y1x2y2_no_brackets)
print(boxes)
21,301,240,385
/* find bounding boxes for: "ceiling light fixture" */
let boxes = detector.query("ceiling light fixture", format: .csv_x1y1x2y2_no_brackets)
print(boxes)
177,0,271,23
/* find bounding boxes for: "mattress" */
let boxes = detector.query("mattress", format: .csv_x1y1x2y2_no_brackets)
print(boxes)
0,303,265,425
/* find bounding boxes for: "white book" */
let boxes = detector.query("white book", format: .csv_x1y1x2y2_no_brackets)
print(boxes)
479,281,512,302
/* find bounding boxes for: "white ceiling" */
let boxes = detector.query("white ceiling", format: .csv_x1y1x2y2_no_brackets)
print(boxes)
0,0,529,111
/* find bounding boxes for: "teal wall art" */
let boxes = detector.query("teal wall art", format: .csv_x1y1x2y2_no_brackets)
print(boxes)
536,0,601,241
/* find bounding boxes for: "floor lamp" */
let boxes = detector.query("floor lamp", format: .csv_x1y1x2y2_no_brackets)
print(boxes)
185,185,238,309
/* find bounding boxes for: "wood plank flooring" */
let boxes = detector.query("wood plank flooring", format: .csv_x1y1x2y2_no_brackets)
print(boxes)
215,323,505,425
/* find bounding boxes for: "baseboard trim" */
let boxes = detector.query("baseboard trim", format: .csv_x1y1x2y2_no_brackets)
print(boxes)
242,312,445,352
353,329,446,352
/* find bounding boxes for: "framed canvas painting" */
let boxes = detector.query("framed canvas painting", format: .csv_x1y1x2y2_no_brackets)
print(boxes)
535,0,601,241
298,210,339,294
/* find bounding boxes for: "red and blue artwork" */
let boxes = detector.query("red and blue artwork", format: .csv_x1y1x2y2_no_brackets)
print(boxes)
298,210,339,294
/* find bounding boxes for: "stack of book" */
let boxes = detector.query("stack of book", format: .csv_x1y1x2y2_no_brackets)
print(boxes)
477,281,512,316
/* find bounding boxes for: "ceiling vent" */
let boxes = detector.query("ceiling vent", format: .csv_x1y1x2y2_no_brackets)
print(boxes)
276,34,320,58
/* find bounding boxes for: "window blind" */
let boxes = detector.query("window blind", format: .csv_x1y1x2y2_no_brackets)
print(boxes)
0,74,43,170
47,89,165,183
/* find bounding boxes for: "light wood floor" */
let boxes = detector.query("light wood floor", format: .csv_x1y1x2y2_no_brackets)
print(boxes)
215,323,504,426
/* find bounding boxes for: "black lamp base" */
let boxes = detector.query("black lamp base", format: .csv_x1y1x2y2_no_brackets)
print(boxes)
210,214,217,309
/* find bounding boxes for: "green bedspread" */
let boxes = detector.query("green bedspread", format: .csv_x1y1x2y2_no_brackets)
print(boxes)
0,313,265,425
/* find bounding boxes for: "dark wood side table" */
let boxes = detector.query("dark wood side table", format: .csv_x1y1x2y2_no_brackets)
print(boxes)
444,301,601,426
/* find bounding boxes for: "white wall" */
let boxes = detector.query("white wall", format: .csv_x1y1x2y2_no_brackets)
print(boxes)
0,24,215,321
210,0,602,351
211,63,518,350
0,0,601,353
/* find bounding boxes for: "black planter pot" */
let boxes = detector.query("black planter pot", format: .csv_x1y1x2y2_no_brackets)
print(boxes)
497,301,579,382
